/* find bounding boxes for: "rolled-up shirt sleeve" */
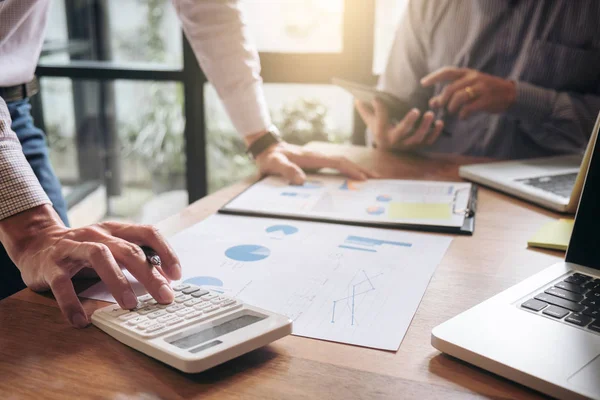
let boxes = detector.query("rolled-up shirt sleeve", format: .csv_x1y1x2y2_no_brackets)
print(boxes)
0,96,50,220
171,0,271,136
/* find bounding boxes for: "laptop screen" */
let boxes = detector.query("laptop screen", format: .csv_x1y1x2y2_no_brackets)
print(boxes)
566,120,600,269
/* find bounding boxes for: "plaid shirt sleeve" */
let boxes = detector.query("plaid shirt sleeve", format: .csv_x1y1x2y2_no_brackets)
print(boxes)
0,96,51,220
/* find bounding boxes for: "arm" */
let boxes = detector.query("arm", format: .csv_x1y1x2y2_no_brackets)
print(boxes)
171,0,376,182
355,0,443,150
506,83,600,153
0,97,51,220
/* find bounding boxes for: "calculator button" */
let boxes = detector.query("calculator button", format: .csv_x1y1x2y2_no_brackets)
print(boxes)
182,286,201,295
220,299,237,308
102,306,131,318
138,294,153,302
144,299,158,306
194,302,213,310
157,314,178,323
174,293,191,303
202,293,218,301
147,310,168,319
166,317,184,326
184,298,204,307
203,305,220,314
118,312,139,321
191,289,210,298
173,284,189,291
176,308,195,317
185,310,203,319
166,304,185,313
127,316,148,326
137,306,157,315
145,324,166,333
136,321,155,330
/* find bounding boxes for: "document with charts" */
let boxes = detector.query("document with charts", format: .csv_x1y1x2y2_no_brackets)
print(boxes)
220,175,476,234
80,214,452,350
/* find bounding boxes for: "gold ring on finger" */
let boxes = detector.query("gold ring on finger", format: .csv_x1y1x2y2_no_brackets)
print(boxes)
464,86,477,100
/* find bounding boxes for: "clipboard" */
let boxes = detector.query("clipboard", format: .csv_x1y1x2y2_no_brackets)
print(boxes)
219,177,478,235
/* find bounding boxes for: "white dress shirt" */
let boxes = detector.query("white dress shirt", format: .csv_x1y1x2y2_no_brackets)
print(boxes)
0,0,271,220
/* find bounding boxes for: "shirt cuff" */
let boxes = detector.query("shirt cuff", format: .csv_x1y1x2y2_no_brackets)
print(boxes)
506,81,555,123
0,141,51,220
219,82,272,136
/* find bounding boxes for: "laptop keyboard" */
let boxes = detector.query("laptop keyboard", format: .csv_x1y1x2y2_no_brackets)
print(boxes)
521,272,600,332
515,172,577,198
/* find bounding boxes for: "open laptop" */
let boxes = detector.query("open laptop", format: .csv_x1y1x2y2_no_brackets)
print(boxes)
431,113,600,399
458,118,598,213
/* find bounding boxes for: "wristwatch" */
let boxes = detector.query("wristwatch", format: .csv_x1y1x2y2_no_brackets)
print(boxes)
246,125,282,159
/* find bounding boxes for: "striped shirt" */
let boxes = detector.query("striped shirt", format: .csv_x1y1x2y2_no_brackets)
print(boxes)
0,0,271,221
379,0,600,159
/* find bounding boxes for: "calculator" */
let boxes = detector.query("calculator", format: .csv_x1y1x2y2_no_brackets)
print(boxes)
91,283,292,373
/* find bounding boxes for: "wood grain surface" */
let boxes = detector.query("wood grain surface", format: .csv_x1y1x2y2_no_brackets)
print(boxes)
0,142,563,399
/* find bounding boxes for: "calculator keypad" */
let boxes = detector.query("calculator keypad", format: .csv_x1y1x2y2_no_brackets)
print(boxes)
97,284,240,338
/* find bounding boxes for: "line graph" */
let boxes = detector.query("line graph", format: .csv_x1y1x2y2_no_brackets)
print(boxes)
331,270,383,325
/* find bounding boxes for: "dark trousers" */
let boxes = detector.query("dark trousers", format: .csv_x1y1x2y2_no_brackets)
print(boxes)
0,98,69,299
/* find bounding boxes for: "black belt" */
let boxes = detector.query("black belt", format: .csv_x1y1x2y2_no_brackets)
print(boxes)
0,77,39,103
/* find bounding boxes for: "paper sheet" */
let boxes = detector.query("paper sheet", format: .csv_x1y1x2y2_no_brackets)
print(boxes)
222,175,472,228
80,214,452,350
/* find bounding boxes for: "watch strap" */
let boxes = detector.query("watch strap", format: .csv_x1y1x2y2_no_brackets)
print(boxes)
246,127,282,159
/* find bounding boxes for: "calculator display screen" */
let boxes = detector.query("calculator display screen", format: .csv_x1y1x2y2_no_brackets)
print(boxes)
168,314,265,350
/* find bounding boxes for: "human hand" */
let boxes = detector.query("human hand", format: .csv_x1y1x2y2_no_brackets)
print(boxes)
0,204,182,328
355,99,444,151
246,133,379,185
421,67,517,120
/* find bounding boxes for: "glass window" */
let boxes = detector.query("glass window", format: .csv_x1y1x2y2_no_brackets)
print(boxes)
205,83,353,193
241,0,344,53
373,0,408,75
41,0,183,67
39,78,186,227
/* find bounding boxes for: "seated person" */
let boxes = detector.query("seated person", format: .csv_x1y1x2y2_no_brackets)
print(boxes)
356,0,600,159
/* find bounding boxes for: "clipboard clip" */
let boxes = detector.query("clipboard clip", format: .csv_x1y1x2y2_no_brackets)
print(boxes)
452,186,477,218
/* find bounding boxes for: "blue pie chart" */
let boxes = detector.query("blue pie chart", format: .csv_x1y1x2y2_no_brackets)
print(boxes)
225,244,271,262
266,225,298,235
183,276,223,287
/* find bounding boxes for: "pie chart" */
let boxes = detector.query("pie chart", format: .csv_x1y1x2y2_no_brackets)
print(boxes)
366,206,385,216
225,244,271,262
183,276,223,288
266,225,298,236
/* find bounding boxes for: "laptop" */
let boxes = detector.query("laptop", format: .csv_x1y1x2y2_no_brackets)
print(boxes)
431,113,600,399
458,118,598,213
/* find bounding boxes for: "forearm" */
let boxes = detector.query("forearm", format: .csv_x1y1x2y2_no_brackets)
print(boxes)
171,0,271,136
0,96,51,222
506,82,600,151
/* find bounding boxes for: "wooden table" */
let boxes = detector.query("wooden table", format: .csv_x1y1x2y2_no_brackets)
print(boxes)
0,142,564,399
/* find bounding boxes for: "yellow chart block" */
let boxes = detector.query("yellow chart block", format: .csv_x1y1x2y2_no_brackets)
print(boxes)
388,202,452,220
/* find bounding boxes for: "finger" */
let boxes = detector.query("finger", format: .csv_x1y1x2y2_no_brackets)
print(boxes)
266,153,307,185
420,67,467,87
389,108,420,145
372,99,391,148
401,111,435,147
55,239,139,310
47,270,88,328
286,149,377,181
429,76,477,109
354,100,375,127
102,238,173,304
426,120,445,145
459,98,487,120
447,87,475,114
102,222,182,282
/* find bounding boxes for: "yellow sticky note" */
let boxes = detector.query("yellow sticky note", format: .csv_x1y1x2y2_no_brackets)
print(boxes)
388,202,451,220
528,218,574,251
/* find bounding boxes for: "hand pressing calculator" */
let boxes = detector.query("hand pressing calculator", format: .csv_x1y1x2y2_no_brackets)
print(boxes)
91,283,292,373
